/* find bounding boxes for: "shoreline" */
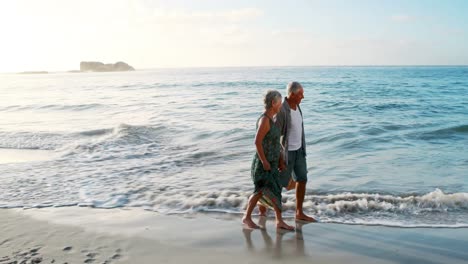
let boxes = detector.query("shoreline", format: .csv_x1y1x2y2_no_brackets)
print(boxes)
1,207,467,263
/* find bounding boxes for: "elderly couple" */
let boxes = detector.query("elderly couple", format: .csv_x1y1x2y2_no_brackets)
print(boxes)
242,81,315,231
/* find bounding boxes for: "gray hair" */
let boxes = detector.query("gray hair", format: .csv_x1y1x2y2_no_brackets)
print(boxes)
263,90,282,109
286,81,303,96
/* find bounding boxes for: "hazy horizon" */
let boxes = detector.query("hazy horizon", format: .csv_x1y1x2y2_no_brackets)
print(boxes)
5,64,468,73
1,0,468,72
4,64,468,74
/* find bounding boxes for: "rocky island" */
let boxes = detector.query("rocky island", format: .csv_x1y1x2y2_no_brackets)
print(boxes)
80,61,135,72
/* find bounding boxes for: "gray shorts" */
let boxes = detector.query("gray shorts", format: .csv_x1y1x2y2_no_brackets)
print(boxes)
279,148,308,187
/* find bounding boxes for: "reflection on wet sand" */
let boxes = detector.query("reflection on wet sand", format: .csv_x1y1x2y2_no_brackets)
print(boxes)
242,216,313,260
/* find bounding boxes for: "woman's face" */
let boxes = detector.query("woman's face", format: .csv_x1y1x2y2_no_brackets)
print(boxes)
272,97,282,114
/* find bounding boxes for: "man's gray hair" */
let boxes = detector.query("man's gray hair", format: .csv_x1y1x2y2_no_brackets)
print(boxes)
264,90,282,109
286,81,303,96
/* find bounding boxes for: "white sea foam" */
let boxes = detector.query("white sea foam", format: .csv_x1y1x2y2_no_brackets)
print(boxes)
8,188,460,227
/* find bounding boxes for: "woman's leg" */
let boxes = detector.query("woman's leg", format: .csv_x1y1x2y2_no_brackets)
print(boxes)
242,192,263,228
272,204,294,230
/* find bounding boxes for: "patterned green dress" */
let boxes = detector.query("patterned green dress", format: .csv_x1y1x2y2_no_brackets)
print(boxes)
251,114,282,210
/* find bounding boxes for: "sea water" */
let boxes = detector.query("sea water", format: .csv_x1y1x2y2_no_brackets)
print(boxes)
0,66,467,227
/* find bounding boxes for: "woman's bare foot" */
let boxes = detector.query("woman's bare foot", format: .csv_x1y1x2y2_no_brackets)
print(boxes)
242,217,260,229
276,221,295,231
258,205,267,216
296,213,316,222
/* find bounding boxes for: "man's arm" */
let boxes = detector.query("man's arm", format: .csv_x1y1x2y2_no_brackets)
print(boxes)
276,107,286,136
276,106,287,169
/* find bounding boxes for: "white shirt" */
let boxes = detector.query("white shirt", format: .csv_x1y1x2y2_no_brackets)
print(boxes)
288,108,303,151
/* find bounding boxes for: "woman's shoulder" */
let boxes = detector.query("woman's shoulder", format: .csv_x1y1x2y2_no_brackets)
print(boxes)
257,114,272,127
258,114,270,123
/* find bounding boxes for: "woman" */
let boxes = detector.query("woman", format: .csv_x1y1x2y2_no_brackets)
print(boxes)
242,90,294,230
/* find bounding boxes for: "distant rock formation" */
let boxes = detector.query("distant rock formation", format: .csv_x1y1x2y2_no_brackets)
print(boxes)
80,61,135,72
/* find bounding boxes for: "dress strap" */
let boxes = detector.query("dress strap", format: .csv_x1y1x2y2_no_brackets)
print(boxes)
263,113,274,123
256,113,274,128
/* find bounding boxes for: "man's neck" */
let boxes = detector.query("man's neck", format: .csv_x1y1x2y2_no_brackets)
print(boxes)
286,97,298,110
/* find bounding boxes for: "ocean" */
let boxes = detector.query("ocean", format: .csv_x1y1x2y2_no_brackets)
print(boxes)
1,66,467,227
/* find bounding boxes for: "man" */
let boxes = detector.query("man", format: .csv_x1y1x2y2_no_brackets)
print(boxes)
276,81,315,222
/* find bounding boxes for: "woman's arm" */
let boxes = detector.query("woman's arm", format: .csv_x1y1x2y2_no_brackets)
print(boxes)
254,116,271,171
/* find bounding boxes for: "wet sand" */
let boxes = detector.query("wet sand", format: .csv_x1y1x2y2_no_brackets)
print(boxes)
1,207,467,264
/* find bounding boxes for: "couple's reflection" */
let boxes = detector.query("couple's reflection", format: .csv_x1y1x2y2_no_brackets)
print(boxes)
242,216,311,259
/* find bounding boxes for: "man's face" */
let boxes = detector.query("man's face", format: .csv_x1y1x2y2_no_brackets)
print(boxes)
290,87,304,105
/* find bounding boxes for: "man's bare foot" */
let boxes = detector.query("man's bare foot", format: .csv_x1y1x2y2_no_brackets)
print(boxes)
296,213,316,222
276,221,295,231
242,217,260,229
258,205,267,216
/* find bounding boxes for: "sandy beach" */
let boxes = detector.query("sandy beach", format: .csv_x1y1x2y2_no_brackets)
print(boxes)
0,207,467,264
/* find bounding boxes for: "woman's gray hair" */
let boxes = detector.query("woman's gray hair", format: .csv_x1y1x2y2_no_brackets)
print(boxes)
264,90,282,109
286,81,302,96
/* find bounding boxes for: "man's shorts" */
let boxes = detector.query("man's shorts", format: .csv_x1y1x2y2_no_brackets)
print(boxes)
279,147,308,188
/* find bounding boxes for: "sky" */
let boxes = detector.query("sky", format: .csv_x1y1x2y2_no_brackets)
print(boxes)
1,0,468,72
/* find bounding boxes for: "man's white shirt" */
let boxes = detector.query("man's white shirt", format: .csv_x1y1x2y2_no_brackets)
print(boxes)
288,108,302,151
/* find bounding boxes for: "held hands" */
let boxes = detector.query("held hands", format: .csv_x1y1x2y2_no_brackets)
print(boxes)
278,160,286,172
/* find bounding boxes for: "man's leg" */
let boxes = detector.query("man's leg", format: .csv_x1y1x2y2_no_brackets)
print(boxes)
293,149,316,222
295,181,315,221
